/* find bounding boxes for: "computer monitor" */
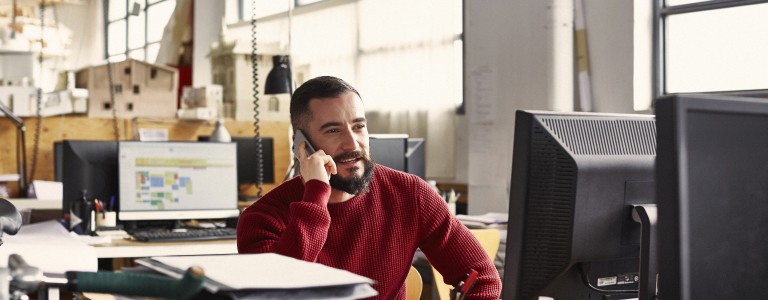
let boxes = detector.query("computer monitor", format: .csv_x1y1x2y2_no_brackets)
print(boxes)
198,136,275,185
406,138,426,180
61,140,119,217
369,134,426,179
655,94,768,300
117,141,240,222
54,141,63,182
369,134,407,172
502,110,657,300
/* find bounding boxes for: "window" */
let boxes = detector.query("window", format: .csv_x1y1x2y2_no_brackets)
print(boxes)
105,0,176,63
237,0,327,21
654,0,768,97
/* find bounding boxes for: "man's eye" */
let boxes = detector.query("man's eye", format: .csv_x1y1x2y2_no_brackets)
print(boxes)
326,128,341,134
354,124,366,130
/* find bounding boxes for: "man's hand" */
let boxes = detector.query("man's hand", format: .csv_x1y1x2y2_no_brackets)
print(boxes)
298,141,337,184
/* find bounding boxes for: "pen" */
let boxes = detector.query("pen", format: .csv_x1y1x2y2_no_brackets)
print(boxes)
109,196,115,211
453,269,479,300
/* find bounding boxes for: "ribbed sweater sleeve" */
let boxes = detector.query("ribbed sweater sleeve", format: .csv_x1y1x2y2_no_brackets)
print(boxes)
236,179,331,262
415,181,502,299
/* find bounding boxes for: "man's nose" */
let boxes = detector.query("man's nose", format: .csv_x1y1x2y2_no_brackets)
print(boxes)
340,128,358,151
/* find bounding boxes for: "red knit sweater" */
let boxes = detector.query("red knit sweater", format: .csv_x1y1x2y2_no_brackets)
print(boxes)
237,165,501,299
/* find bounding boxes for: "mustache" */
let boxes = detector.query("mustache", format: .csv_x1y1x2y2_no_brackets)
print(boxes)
333,150,367,162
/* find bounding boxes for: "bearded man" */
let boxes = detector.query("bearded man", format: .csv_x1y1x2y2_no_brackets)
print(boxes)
237,76,501,299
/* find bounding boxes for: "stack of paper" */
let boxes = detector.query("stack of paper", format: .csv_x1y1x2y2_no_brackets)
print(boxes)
0,220,98,273
136,253,377,300
456,212,509,228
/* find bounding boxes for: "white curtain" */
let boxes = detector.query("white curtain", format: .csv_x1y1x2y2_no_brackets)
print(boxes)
355,0,461,179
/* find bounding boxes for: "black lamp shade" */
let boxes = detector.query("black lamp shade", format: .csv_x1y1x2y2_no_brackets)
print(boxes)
265,55,292,95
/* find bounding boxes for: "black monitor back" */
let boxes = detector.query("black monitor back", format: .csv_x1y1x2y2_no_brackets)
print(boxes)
54,141,63,181
61,140,119,216
406,138,426,179
656,94,768,300
369,134,408,173
503,110,656,300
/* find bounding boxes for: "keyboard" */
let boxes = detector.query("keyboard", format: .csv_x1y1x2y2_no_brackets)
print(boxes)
128,228,237,242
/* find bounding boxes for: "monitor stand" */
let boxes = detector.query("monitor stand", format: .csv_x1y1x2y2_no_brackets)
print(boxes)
632,204,658,300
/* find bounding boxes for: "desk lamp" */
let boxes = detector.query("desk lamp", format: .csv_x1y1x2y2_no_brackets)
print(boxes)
0,101,28,197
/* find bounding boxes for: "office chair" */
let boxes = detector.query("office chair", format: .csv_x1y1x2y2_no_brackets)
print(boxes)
406,265,423,300
431,228,501,300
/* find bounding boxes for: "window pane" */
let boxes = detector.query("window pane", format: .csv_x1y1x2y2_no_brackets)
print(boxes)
107,20,127,56
108,0,127,21
146,43,161,63
147,0,176,43
666,0,712,6
128,13,146,49
129,49,146,61
666,3,768,93
297,0,324,6
108,54,127,63
241,0,289,20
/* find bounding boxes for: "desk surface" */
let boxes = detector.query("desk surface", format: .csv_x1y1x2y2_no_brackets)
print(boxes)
8,198,61,210
92,236,237,258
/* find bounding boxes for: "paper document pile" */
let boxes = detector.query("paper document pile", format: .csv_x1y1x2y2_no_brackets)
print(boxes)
456,212,509,228
136,253,377,300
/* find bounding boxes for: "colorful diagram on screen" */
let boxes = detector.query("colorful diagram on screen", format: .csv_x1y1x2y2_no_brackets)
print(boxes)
134,171,193,209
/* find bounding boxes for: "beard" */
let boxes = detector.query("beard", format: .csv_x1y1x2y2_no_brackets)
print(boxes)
329,150,375,195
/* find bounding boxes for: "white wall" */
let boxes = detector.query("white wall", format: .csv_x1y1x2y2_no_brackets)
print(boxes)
193,0,226,86
464,0,645,214
464,0,574,214
56,0,105,70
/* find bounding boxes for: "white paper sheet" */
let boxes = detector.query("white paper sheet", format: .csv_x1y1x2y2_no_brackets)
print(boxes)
0,220,98,273
139,253,374,291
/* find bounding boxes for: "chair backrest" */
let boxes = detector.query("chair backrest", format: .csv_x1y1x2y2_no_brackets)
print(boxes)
406,265,423,300
431,228,501,300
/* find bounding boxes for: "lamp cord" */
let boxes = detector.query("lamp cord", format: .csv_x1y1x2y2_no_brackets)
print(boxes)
106,60,120,141
250,0,264,198
28,1,46,189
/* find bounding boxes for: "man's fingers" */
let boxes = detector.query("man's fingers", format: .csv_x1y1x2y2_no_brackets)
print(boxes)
323,156,338,175
298,141,307,160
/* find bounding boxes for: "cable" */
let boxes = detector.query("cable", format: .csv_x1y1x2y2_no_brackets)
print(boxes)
106,60,120,141
250,0,264,198
28,1,46,185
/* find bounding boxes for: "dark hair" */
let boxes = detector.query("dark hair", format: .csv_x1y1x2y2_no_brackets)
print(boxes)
290,76,361,132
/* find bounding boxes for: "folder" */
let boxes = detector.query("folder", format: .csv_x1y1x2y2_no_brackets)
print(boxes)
136,253,377,299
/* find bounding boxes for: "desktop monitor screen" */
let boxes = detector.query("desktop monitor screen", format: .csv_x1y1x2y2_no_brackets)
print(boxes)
502,110,656,300
61,140,119,217
118,141,240,221
198,136,275,185
656,94,768,300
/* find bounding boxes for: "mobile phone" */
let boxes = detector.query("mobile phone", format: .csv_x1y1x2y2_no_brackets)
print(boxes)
292,130,316,158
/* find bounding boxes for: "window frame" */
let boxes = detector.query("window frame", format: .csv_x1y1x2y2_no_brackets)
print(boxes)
237,0,328,21
653,0,768,98
104,0,175,62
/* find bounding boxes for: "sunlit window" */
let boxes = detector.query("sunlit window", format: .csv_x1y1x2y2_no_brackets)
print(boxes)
657,1,768,95
106,0,176,63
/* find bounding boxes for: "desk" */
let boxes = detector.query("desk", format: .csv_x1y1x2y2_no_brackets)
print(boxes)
92,237,237,259
91,236,237,270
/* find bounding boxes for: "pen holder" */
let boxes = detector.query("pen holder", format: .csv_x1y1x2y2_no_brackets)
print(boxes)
96,211,117,228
